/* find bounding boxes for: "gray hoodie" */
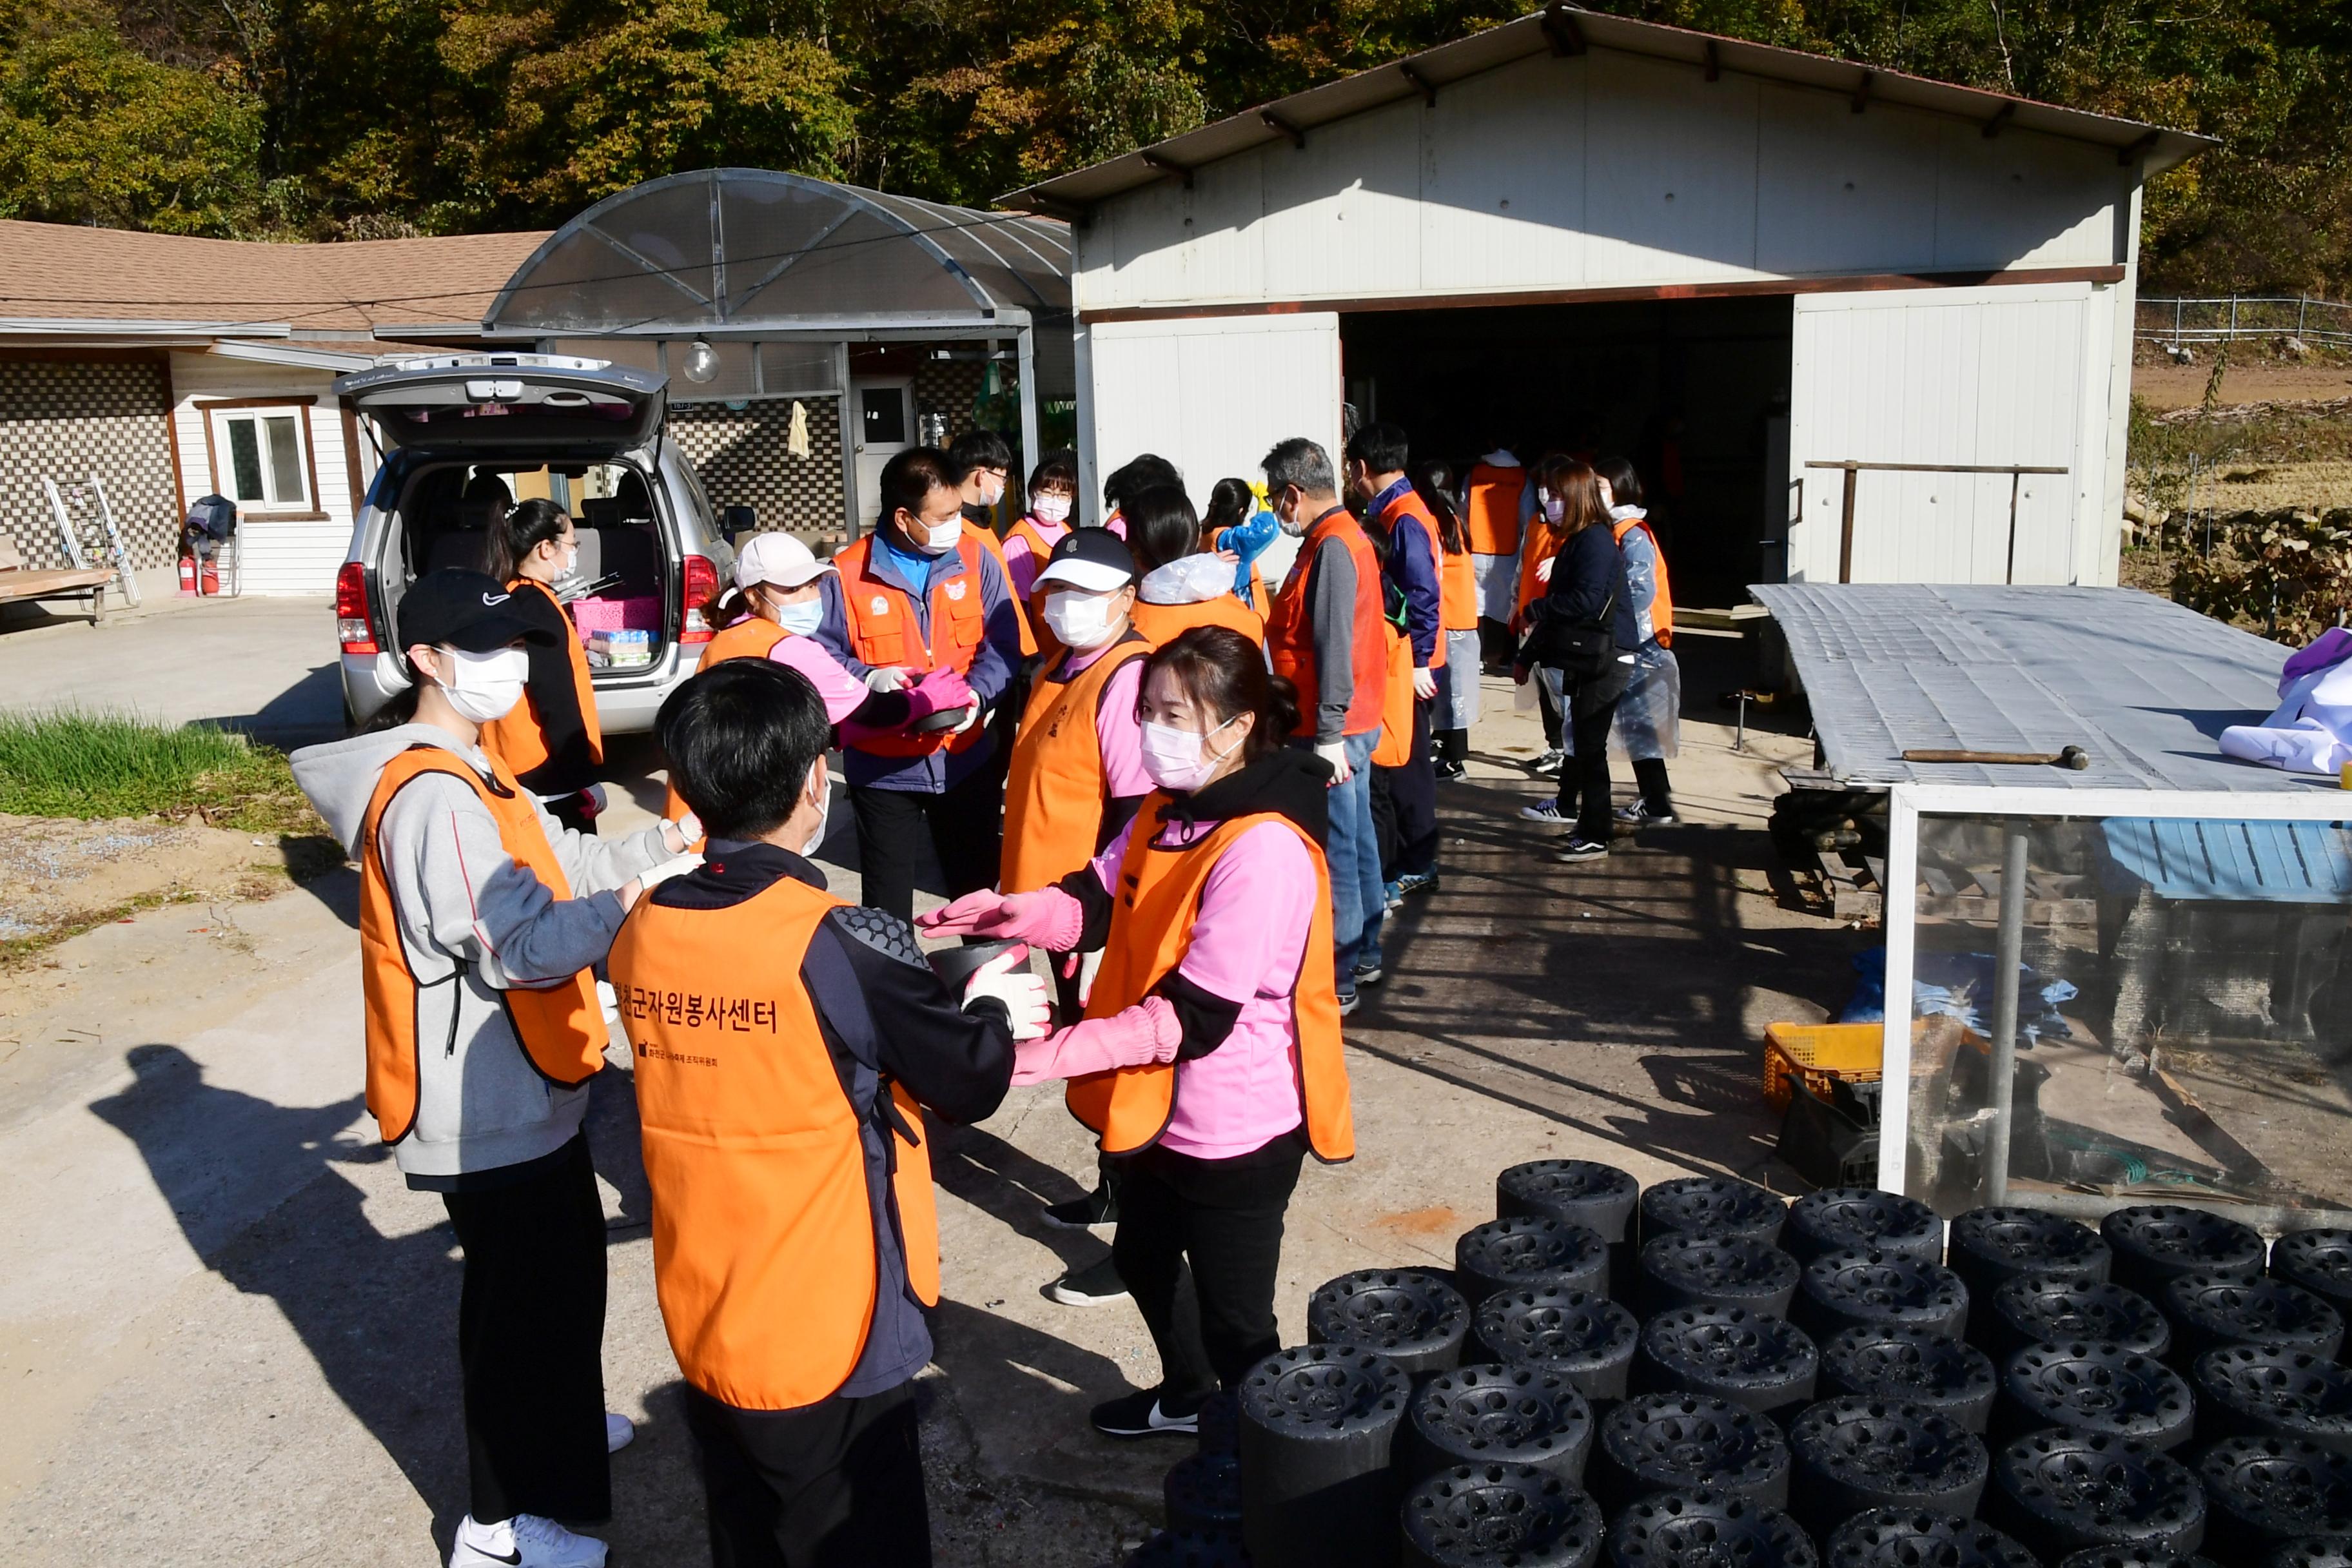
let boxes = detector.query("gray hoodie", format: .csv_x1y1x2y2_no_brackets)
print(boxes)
292,723,671,1182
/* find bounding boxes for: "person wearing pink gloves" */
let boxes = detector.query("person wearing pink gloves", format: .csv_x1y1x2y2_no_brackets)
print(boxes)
919,626,1353,1441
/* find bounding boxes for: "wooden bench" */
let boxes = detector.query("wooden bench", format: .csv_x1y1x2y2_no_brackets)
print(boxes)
0,534,113,623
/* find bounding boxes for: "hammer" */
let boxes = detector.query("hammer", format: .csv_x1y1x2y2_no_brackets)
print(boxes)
1902,745,2091,770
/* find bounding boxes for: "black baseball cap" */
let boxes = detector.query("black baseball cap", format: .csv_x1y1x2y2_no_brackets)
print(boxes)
394,569,559,652
1034,527,1137,593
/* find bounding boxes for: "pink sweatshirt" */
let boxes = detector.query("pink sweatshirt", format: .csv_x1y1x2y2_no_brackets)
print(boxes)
1087,812,1313,1159
767,631,870,724
1063,640,1153,799
1003,514,1072,602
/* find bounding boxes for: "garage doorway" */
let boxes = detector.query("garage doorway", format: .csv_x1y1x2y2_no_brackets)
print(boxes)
1339,295,1794,609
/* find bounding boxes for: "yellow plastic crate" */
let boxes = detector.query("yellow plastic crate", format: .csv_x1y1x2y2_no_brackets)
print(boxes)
1762,1021,1885,1112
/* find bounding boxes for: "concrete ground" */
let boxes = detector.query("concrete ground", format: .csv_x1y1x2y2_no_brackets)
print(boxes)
0,612,1859,1566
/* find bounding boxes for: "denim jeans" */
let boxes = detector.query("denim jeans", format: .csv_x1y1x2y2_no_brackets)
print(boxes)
1324,730,1386,992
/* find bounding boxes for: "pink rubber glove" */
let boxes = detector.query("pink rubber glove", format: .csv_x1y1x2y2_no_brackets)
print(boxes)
1010,996,1182,1085
904,666,975,724
916,887,1084,949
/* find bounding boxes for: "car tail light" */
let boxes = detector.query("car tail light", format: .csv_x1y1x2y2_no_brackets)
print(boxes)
681,554,717,644
335,561,378,654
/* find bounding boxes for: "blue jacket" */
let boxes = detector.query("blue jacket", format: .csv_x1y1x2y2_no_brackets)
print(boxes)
814,535,1023,792
1370,478,1442,669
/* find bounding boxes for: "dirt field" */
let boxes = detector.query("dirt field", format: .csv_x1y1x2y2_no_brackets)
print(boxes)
2132,358,2352,412
0,814,296,953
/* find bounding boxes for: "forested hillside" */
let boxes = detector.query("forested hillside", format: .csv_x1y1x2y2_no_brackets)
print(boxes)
2,0,2345,293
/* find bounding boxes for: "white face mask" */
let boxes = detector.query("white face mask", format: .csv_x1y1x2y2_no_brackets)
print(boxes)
1275,496,1309,538
552,542,579,582
914,514,962,554
1541,493,1566,525
774,597,825,637
1040,589,1121,649
440,645,530,724
1033,495,1073,525
981,477,1006,507
798,761,830,856
1139,716,1243,793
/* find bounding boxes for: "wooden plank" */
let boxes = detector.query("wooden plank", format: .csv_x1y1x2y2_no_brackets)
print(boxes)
2148,1061,2271,1182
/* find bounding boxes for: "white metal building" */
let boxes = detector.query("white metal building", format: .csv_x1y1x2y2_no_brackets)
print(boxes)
1001,6,2209,603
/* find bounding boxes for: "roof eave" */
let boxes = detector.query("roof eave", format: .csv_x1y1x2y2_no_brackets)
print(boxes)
997,9,2213,213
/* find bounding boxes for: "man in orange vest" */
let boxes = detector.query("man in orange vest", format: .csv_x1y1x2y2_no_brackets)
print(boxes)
1345,422,1443,921
1460,433,1534,670
611,658,1045,1567
814,446,1026,924
1260,436,1389,1017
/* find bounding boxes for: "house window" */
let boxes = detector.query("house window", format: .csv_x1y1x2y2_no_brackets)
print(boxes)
211,407,311,511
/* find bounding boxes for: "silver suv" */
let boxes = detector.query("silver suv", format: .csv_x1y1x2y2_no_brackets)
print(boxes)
331,353,734,734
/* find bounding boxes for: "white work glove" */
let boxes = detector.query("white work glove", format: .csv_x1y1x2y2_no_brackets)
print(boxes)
663,812,703,854
1536,555,1556,583
1412,667,1437,702
1316,740,1353,785
963,947,1050,1041
950,698,983,734
640,852,703,889
864,665,910,693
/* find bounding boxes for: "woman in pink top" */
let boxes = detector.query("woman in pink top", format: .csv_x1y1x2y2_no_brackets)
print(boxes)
1001,451,1080,604
920,627,1330,1440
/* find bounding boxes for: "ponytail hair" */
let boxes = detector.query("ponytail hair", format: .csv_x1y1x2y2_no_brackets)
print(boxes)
1594,455,1644,510
705,582,754,629
484,496,572,583
1145,625,1300,763
1411,458,1468,556
1202,476,1255,545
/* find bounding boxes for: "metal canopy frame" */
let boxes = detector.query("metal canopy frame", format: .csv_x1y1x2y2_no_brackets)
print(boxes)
1880,783,2352,1230
484,168,1072,541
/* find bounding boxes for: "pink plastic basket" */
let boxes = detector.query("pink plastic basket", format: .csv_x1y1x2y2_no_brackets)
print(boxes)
568,594,662,636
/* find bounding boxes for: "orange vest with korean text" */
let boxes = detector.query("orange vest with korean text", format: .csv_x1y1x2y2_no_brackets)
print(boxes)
609,874,941,1411
1612,514,1676,648
1132,593,1266,649
834,533,990,758
1066,799,1353,1162
357,745,607,1144
479,577,604,778
1266,510,1386,738
1000,633,1152,894
1464,464,1527,556
1516,519,1567,625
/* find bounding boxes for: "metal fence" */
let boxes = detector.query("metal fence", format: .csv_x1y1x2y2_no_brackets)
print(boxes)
2137,295,2352,347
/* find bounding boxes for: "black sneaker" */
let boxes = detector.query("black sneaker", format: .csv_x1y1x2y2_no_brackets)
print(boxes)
1392,872,1439,899
1047,1253,1129,1306
1041,1185,1117,1230
1614,800,1678,827
1434,759,1467,781
1353,961,1385,987
1091,1387,1203,1439
1556,838,1610,862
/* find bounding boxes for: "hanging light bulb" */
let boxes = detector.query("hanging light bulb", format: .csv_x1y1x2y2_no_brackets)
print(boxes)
681,340,721,384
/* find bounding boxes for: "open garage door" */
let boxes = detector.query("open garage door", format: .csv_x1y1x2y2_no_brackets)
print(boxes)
1078,313,1342,557
1789,282,2113,586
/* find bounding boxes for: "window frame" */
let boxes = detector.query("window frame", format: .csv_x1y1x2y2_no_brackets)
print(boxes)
198,397,326,521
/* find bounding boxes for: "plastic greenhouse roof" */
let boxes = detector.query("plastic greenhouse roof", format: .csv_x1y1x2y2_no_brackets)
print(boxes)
1751,583,2328,794
485,168,1072,336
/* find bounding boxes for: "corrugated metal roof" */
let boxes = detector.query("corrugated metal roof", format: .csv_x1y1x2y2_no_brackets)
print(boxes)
1000,8,2211,213
1751,583,2325,794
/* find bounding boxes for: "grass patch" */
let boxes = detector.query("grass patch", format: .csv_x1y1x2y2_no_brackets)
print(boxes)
0,709,326,838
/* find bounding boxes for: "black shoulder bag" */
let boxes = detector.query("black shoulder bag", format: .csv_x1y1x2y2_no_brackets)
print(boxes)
1519,587,1617,678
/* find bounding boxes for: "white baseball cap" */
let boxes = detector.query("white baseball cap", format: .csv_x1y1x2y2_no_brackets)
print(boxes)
734,531,836,591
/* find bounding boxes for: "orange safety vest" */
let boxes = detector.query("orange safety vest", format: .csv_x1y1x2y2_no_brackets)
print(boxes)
1000,632,1153,894
1464,464,1527,556
833,533,992,759
478,577,604,779
1515,519,1567,627
1371,485,1449,672
967,520,1036,658
1132,593,1266,649
1612,513,1676,648
610,874,940,1411
1066,798,1353,1162
1266,509,1386,739
357,745,607,1144
1438,525,1478,634
1370,623,1417,768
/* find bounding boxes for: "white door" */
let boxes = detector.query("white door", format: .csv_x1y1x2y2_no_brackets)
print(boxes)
852,377,914,529
1079,312,1342,583
1789,283,2108,585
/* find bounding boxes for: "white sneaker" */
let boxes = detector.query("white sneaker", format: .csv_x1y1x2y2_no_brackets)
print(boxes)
449,1513,608,1568
605,1412,634,1453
